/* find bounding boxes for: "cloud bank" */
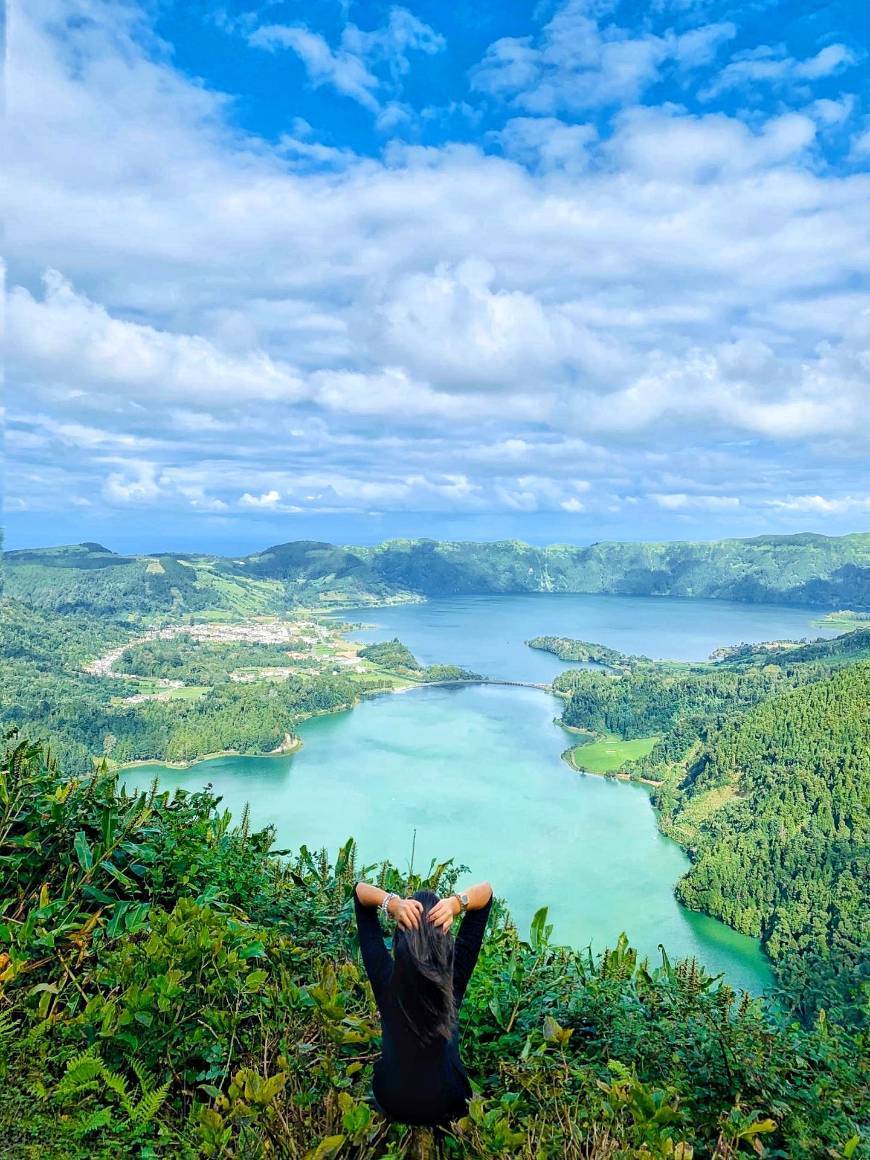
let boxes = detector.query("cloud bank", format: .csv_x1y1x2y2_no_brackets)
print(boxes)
5,0,869,547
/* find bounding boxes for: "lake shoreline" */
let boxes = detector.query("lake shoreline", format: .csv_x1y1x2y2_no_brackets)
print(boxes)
139,675,772,992
117,732,303,771
119,676,559,770
562,745,663,788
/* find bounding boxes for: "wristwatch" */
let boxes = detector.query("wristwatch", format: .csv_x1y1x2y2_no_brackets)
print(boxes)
452,891,469,914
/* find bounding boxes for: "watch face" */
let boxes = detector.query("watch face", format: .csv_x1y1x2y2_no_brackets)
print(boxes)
460,893,469,905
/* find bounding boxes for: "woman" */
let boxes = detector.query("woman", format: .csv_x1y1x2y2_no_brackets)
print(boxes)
353,878,493,1126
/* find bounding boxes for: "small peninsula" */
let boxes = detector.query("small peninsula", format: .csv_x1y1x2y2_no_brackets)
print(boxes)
526,635,647,668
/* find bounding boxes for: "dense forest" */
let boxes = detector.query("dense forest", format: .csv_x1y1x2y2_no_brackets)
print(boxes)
556,635,869,1022
352,533,870,606
0,735,865,1158
0,594,488,773
3,544,286,618
6,532,870,614
665,666,869,1026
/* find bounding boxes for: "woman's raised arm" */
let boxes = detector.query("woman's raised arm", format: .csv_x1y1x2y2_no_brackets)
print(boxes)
354,881,423,930
427,881,493,933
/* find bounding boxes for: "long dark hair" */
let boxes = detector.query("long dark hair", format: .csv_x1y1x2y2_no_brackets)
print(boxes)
390,889,455,1044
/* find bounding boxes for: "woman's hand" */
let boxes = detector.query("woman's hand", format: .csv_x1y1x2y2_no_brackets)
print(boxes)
427,895,460,933
392,897,424,930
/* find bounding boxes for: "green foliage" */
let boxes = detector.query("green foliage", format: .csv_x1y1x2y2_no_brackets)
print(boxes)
556,662,803,744
1,735,865,1158
351,533,870,607
712,627,870,667
0,598,130,771
4,543,284,617
359,639,482,682
1,598,392,769
0,593,481,774
119,633,305,683
359,638,426,676
51,1048,171,1139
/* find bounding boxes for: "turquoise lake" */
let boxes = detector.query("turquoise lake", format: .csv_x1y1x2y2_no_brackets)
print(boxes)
131,594,833,994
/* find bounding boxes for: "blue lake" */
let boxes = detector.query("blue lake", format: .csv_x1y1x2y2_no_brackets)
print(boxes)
133,594,833,994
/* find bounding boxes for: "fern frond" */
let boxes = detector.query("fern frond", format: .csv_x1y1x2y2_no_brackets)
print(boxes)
130,1080,171,1125
101,1066,129,1102
0,1009,15,1043
72,1106,113,1138
129,1056,154,1093
56,1048,103,1096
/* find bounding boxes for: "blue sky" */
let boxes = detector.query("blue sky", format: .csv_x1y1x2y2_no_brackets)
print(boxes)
5,0,870,553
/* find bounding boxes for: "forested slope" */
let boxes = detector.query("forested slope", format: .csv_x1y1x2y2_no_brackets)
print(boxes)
667,665,869,1022
556,638,869,1021
356,532,870,606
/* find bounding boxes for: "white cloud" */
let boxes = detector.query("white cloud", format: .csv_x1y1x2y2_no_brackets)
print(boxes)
5,0,870,534
102,461,162,505
239,489,282,508
365,257,633,391
495,117,597,173
341,8,444,78
702,42,856,100
471,1,735,113
653,493,740,510
8,272,307,405
248,25,380,111
766,494,870,514
608,107,817,179
807,96,855,127
246,7,443,116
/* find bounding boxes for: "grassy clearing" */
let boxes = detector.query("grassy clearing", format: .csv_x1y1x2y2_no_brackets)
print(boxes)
570,734,659,773
112,682,211,705
665,784,737,845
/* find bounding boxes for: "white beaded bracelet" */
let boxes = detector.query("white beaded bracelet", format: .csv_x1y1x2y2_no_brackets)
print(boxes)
381,892,398,917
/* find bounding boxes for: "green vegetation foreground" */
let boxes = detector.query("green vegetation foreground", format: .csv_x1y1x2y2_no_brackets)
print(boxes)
0,736,865,1158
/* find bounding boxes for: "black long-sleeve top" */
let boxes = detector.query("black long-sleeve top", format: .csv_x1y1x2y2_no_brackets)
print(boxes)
354,891,493,1125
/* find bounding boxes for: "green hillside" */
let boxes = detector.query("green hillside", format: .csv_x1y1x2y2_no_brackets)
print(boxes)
6,531,870,612
0,735,865,1158
243,540,405,607
555,636,869,1021
2,544,284,618
354,532,870,607
714,626,870,667
666,665,869,1022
